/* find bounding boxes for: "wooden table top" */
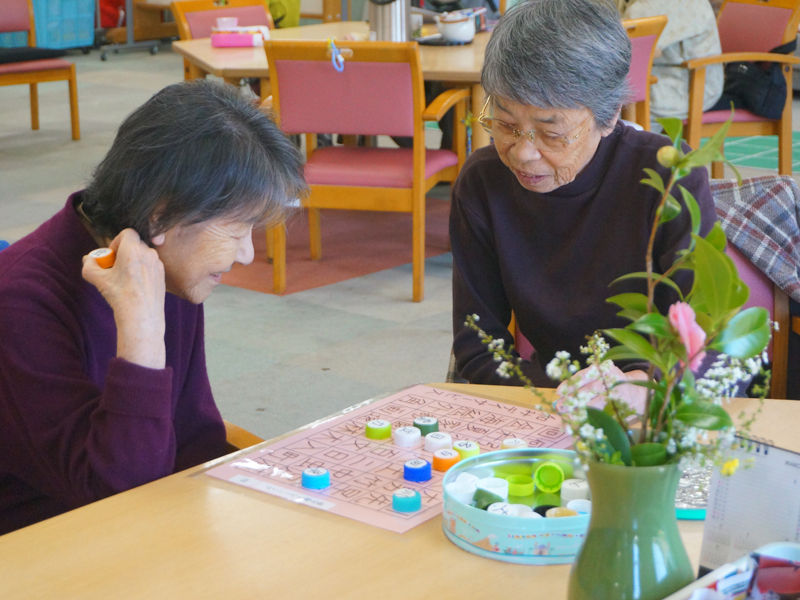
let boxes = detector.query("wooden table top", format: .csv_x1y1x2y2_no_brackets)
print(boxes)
172,21,490,82
1,384,796,599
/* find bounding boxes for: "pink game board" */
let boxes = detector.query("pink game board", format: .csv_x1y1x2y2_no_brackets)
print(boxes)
206,384,571,533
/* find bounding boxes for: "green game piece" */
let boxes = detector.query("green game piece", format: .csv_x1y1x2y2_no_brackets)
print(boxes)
534,461,565,493
365,419,392,440
473,487,504,510
413,416,439,436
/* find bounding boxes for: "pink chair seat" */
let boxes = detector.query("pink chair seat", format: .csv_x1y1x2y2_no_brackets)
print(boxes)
0,58,72,74
701,108,772,124
305,147,459,188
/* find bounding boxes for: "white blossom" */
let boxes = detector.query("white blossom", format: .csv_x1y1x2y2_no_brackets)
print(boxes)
579,424,596,439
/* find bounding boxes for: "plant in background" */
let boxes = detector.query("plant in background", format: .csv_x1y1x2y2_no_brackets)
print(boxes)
467,115,772,471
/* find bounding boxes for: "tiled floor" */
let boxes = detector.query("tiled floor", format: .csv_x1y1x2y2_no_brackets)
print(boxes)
718,133,800,171
2,45,799,440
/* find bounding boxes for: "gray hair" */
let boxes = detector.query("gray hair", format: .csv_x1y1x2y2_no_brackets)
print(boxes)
82,80,307,244
482,0,632,130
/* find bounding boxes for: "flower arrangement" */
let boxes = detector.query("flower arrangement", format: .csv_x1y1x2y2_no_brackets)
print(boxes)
467,116,772,471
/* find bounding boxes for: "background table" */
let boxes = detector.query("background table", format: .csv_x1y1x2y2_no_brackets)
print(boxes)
172,22,492,148
1,385,796,598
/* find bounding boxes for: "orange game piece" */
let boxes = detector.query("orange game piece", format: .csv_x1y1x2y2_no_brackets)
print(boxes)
89,248,116,269
432,448,461,471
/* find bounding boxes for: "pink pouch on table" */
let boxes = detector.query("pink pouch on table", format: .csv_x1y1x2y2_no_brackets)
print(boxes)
211,33,264,47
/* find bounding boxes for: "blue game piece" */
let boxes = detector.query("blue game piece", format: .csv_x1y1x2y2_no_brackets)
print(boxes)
301,467,331,490
403,458,432,482
393,488,422,512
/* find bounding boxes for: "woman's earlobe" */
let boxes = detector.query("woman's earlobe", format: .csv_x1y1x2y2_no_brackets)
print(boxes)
151,233,166,246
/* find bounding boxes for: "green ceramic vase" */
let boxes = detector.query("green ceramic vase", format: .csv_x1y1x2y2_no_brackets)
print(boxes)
567,461,694,600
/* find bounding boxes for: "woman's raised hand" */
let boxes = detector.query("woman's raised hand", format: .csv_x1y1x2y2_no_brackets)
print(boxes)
82,229,166,369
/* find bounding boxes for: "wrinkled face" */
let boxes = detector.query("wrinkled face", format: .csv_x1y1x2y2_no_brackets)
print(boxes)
153,217,256,304
490,97,614,194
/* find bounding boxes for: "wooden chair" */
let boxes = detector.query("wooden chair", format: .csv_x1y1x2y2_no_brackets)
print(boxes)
171,0,274,80
684,0,800,178
0,0,80,141
622,16,667,132
224,419,265,451
104,0,179,45
264,40,469,302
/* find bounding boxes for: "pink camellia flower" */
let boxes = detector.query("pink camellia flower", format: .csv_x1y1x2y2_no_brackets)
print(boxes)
668,302,707,371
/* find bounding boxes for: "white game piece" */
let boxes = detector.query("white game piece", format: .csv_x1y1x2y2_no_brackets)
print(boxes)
456,472,481,487
561,478,591,502
566,499,592,514
446,481,477,505
469,467,494,480
519,510,543,519
424,431,452,453
478,476,509,500
511,504,535,517
487,502,516,516
393,426,422,447
501,438,528,450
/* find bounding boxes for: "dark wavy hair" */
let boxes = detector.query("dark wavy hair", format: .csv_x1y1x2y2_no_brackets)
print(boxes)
81,79,307,243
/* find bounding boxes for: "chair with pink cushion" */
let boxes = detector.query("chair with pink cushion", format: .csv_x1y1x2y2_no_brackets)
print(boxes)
0,0,80,141
263,40,469,302
685,0,800,177
622,15,667,131
171,0,274,80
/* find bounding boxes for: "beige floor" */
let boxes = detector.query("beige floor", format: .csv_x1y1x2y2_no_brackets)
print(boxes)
0,43,797,440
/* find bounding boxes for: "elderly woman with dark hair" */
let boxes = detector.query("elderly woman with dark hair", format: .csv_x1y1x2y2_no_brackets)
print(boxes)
450,0,717,393
0,80,306,536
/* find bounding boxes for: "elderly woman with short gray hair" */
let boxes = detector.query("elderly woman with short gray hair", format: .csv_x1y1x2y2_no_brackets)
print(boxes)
450,0,717,390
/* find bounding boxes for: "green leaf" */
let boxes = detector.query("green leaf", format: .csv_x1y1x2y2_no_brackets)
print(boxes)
720,251,749,311
626,312,672,337
611,272,685,300
691,234,733,320
657,117,683,146
586,407,632,466
683,112,732,169
642,168,666,193
711,307,771,359
675,401,734,430
631,443,668,466
603,345,645,363
603,328,666,370
660,194,682,224
607,293,649,313
694,309,713,335
705,223,728,252
618,308,646,322
678,185,702,238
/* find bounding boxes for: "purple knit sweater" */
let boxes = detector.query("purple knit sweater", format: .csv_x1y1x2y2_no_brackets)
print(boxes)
0,194,228,536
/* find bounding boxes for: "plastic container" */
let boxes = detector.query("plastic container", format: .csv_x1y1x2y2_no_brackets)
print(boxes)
33,0,95,49
442,449,590,565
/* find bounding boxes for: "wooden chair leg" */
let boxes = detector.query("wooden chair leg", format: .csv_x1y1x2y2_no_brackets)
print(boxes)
68,65,80,141
778,118,793,176
271,225,286,294
265,227,274,263
711,161,725,179
29,83,39,131
637,100,650,132
309,208,322,261
412,191,425,303
771,287,790,399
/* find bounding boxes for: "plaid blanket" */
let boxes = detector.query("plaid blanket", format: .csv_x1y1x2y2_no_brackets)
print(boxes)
711,176,800,303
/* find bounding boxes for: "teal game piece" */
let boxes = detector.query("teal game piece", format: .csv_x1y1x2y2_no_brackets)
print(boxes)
393,488,422,512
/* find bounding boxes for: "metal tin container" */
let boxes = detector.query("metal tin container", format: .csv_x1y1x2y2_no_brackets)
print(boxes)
442,449,590,565
368,0,410,42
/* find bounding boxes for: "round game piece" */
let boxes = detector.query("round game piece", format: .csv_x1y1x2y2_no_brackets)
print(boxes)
506,474,535,497
456,472,481,487
511,504,535,517
519,509,543,519
413,416,439,436
301,467,331,490
432,448,461,471
445,481,477,505
89,247,116,269
501,438,528,450
473,487,505,510
424,431,452,453
403,458,432,482
546,507,579,518
452,440,480,459
365,419,392,440
487,502,515,516
561,478,591,502
533,492,562,508
533,461,565,493
533,504,559,517
392,488,422,512
566,499,592,514
477,477,509,500
393,426,422,447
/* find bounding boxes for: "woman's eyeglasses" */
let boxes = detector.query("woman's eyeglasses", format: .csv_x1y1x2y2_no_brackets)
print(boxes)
477,96,593,152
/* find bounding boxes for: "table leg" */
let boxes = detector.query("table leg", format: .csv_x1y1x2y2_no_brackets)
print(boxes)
471,83,490,150
187,62,207,80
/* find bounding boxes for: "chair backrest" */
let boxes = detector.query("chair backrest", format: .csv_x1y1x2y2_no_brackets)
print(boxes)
624,16,667,104
0,0,35,46
171,0,273,40
717,0,800,53
264,40,424,138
